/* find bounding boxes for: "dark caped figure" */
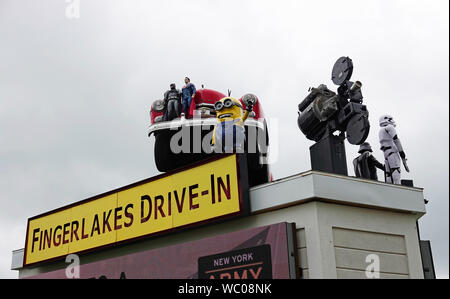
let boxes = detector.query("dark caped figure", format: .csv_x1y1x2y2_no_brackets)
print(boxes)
163,83,182,121
353,142,385,181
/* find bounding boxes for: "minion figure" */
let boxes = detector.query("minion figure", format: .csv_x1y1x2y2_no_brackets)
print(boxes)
212,95,255,153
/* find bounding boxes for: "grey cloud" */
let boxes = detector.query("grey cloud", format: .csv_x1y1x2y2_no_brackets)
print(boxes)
0,0,448,278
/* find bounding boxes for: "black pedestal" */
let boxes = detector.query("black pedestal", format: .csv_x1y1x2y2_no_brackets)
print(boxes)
401,180,414,187
310,135,348,176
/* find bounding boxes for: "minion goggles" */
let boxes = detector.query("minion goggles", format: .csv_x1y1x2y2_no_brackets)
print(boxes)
215,98,243,111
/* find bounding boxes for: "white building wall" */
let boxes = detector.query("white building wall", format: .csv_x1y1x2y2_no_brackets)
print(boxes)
12,172,427,279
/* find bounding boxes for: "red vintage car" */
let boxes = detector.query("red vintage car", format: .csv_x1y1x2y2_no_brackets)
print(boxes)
148,88,270,187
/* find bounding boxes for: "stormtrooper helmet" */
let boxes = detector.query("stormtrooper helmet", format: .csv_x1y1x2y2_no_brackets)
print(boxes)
358,142,373,153
379,114,396,127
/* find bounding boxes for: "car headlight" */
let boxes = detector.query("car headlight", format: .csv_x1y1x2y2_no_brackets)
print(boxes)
154,115,164,123
152,100,165,112
242,94,258,106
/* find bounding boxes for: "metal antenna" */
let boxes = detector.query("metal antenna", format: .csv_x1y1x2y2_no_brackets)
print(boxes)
228,89,232,97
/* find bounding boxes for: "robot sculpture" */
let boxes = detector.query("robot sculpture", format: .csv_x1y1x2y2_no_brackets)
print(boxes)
379,114,410,184
353,142,385,181
297,57,370,175
212,94,256,153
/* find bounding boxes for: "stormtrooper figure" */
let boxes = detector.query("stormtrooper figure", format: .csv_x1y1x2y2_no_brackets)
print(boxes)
378,115,409,184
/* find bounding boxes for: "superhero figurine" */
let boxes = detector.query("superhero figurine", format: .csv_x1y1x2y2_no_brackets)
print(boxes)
182,77,196,118
379,115,410,185
353,142,385,181
163,83,182,121
212,96,254,153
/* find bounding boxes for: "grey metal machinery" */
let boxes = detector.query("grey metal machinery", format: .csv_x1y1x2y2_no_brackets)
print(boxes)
297,57,370,175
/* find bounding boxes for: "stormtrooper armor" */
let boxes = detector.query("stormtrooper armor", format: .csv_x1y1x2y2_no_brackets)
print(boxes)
378,115,409,184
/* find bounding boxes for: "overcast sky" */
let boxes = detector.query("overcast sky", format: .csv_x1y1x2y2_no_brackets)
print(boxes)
0,0,448,279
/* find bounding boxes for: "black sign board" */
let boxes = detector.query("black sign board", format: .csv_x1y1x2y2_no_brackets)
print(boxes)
198,244,273,279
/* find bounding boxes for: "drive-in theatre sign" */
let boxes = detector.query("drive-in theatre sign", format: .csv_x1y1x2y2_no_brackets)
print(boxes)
24,154,250,266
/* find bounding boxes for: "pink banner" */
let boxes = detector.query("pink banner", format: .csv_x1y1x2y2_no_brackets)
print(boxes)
27,222,293,279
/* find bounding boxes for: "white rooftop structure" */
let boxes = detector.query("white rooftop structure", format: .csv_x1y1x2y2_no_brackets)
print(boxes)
12,171,427,279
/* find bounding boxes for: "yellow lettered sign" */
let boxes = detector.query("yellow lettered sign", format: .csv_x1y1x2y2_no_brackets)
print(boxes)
24,154,249,266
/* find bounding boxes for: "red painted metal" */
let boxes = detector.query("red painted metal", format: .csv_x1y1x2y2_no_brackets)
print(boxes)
150,89,265,124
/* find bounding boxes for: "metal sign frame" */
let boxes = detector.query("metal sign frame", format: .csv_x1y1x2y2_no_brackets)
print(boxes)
23,154,250,267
